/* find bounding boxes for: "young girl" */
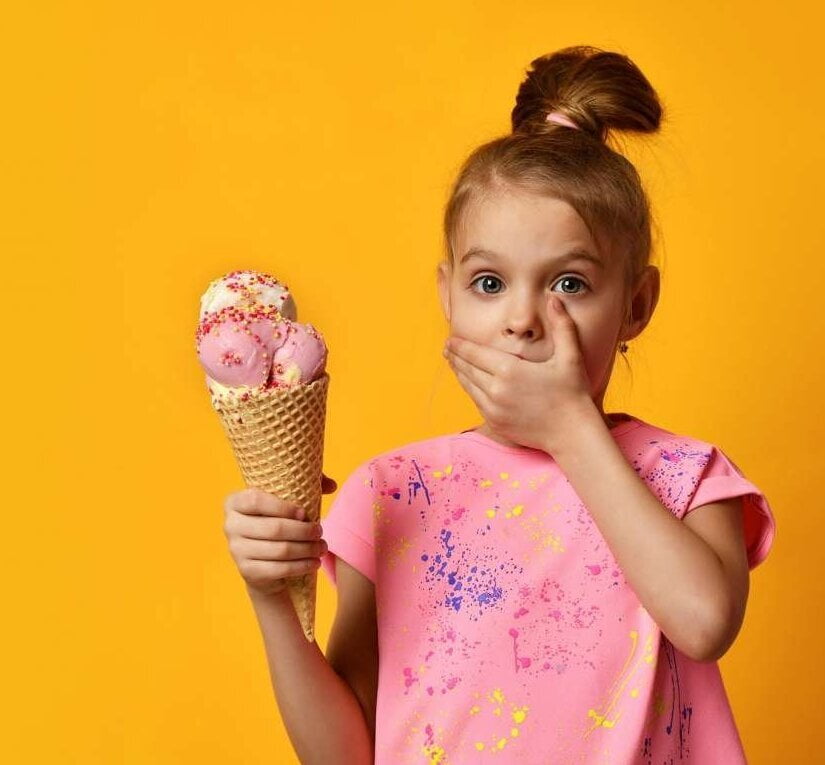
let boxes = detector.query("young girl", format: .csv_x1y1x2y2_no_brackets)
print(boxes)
224,45,775,763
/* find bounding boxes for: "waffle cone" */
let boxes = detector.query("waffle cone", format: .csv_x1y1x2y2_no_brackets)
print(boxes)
210,372,329,642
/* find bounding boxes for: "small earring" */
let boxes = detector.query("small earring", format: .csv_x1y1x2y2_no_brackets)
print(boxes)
619,341,629,354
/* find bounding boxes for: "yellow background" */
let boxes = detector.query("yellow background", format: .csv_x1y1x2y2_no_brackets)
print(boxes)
2,0,819,761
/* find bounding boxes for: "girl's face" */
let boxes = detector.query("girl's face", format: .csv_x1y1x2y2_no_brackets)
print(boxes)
437,187,658,418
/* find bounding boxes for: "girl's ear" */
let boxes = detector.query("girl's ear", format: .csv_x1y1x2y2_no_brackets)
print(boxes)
437,261,452,322
622,265,661,342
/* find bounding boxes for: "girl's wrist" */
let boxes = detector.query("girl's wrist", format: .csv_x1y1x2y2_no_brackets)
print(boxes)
542,395,601,456
246,583,293,608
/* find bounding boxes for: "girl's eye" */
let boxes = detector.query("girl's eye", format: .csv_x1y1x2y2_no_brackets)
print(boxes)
553,276,588,295
469,274,589,296
470,274,504,294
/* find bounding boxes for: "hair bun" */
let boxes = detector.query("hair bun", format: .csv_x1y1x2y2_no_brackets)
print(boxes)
511,45,663,142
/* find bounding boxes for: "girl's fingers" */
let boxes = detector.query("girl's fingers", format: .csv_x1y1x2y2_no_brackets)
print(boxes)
240,558,322,582
447,337,512,376
226,488,301,518
448,353,491,395
453,366,494,414
450,357,492,403
234,514,322,542
238,537,328,562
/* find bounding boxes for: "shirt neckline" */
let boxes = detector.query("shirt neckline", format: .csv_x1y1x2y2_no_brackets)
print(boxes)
456,412,643,454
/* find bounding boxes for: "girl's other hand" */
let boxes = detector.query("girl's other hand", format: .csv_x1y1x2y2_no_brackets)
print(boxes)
223,483,330,597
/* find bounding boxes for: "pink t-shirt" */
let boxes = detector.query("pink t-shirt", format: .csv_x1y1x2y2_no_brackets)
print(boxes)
319,413,776,764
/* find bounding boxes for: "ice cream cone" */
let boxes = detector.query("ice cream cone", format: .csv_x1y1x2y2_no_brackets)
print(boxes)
210,372,329,642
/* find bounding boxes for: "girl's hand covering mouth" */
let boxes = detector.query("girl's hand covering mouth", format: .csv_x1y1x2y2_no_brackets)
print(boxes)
443,294,593,453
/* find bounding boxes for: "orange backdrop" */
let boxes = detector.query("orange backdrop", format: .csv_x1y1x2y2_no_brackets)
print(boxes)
2,0,819,762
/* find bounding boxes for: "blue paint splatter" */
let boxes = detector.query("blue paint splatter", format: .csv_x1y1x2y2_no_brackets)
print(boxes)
419,530,521,620
408,458,432,505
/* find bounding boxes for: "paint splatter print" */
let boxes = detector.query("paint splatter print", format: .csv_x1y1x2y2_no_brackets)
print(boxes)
319,413,775,763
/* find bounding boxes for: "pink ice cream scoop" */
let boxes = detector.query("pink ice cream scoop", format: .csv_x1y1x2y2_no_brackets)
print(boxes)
270,321,327,386
196,310,291,387
195,270,327,392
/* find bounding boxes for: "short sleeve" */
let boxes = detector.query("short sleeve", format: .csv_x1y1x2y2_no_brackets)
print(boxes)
684,445,776,570
319,460,377,586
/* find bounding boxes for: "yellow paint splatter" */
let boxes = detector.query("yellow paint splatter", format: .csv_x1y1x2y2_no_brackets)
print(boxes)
423,744,446,763
479,479,493,488
630,688,639,698
433,464,453,479
510,480,520,488
522,515,565,555
528,473,549,490
499,472,509,480
386,535,412,570
473,691,529,752
587,709,618,728
469,705,481,716
492,504,528,520
583,629,656,739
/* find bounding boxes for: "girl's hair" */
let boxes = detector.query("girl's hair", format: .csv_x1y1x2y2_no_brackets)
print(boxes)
441,45,666,360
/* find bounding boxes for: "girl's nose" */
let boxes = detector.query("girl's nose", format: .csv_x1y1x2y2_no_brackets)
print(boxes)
505,325,536,338
504,308,542,339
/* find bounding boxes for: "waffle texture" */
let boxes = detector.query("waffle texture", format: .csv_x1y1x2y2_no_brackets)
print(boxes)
211,373,329,641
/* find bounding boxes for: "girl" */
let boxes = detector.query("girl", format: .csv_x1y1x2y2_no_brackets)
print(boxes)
224,45,775,763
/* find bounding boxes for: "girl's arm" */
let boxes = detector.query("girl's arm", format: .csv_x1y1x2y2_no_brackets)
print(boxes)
246,586,373,764
545,401,749,663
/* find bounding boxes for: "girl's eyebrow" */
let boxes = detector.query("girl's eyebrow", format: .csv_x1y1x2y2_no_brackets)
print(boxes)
459,246,604,270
